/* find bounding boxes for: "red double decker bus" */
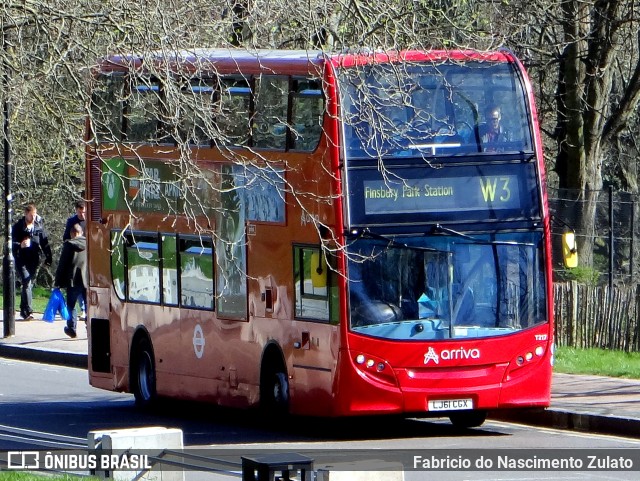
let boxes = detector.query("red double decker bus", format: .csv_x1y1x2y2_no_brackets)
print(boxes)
86,48,552,427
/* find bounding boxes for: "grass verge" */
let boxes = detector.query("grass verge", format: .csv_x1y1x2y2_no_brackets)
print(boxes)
555,346,640,379
0,286,50,314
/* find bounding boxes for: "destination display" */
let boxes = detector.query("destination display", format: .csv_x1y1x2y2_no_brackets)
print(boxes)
347,163,540,227
364,175,521,215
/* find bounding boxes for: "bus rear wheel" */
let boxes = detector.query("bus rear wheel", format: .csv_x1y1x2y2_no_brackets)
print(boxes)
261,367,290,415
449,410,487,428
132,337,157,408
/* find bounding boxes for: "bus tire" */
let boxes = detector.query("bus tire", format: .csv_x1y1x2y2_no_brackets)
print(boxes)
260,365,290,415
449,410,487,428
132,337,157,408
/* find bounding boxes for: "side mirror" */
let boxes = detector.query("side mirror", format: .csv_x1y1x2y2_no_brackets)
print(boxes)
562,231,578,268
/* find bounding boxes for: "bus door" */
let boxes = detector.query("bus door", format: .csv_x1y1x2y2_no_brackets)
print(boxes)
172,236,219,398
291,245,339,415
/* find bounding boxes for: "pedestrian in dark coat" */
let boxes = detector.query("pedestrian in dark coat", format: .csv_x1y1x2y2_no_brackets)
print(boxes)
12,202,53,320
62,200,86,240
62,199,87,317
54,223,87,338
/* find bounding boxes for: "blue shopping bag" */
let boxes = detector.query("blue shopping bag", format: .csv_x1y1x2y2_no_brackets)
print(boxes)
42,288,69,322
43,288,62,322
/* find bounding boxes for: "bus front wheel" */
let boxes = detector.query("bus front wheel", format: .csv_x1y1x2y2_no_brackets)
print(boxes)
132,337,157,408
449,410,487,428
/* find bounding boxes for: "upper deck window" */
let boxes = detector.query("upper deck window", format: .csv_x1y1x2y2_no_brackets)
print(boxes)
91,65,325,151
339,61,533,159
124,79,163,143
253,75,288,150
90,74,125,142
179,80,217,146
291,78,324,151
219,77,251,147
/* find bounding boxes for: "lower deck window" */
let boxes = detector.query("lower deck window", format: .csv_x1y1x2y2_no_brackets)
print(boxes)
180,237,214,309
293,245,338,322
127,235,161,303
110,230,214,310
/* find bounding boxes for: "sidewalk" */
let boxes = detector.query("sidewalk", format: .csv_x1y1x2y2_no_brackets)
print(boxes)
0,312,87,368
1,312,640,438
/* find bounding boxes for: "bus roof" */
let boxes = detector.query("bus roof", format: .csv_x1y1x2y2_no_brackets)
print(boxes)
95,48,517,77
98,48,325,76
328,49,516,68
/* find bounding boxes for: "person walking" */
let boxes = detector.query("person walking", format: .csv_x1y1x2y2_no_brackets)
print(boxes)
12,202,53,320
62,200,87,317
63,200,86,240
54,223,87,338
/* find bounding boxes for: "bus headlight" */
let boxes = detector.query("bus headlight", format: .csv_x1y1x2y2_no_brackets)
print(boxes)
505,344,547,381
353,352,398,387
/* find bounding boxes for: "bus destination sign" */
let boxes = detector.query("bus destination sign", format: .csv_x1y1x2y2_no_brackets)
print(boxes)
363,175,521,216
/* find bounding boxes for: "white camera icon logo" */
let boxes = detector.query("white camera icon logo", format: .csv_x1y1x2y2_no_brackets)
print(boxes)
7,451,40,469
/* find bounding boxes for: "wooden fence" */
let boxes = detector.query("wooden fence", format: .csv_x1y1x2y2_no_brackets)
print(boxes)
554,282,640,351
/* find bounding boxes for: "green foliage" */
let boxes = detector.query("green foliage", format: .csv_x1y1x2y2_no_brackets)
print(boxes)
555,347,640,379
555,265,601,286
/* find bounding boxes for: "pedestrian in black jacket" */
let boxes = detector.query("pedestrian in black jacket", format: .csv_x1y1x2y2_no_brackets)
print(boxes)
62,200,87,317
12,202,53,320
54,224,87,338
54,223,87,338
62,200,86,241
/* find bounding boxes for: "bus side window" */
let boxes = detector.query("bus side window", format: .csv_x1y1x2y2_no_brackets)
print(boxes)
162,234,179,306
179,236,214,310
180,80,217,146
110,231,126,300
125,79,162,143
218,77,251,147
126,234,161,304
91,73,125,143
253,75,288,150
293,245,330,321
291,78,324,151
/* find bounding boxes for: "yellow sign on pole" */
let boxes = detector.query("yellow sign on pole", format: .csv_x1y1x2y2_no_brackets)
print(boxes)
562,232,578,268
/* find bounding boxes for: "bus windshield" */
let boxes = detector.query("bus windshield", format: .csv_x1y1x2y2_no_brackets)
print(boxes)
338,60,533,158
347,231,546,340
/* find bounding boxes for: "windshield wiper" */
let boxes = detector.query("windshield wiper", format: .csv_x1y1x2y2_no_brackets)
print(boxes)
347,228,448,253
431,224,535,247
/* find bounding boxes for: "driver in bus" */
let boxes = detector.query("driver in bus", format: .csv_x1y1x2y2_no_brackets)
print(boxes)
481,106,512,151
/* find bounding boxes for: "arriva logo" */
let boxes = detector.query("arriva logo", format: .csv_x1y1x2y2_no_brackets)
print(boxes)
423,346,481,364
423,347,440,364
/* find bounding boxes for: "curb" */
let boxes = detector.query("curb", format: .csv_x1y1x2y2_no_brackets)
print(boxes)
0,344,87,369
491,408,640,439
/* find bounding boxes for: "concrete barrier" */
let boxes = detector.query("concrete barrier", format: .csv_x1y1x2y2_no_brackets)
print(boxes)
88,426,184,481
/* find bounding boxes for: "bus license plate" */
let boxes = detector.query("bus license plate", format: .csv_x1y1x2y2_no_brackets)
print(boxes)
428,398,473,411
